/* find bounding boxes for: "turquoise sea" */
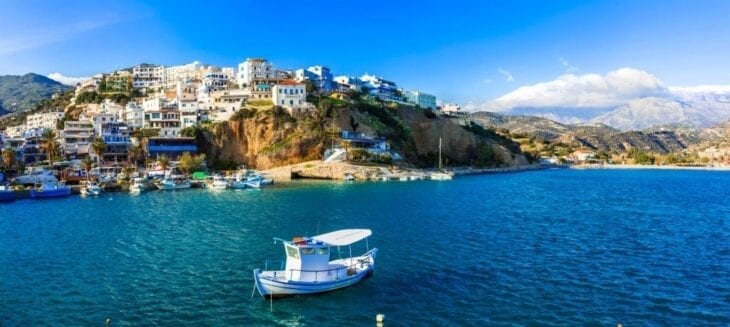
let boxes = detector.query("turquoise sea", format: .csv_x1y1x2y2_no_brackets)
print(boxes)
1,169,729,326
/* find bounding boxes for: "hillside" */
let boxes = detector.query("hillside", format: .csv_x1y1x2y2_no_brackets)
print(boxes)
194,97,528,170
464,111,701,154
0,73,71,115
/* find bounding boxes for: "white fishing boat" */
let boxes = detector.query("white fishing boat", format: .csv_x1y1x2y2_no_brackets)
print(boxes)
80,181,102,196
174,179,191,189
245,179,261,189
429,172,453,180
210,175,228,190
254,229,377,298
156,178,176,190
130,178,146,193
15,168,57,185
230,176,247,189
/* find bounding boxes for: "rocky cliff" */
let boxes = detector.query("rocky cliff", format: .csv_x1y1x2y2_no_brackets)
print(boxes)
196,100,527,170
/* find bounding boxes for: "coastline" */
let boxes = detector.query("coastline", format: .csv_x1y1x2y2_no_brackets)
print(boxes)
569,164,730,171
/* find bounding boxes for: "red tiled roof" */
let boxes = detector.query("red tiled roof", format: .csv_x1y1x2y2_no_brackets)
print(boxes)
278,79,302,86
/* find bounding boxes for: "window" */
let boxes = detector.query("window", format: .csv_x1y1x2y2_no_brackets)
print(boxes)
301,248,315,255
286,246,299,259
316,247,329,255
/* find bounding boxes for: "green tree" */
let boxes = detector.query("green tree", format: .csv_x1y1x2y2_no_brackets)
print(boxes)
81,156,94,180
2,148,16,169
177,152,206,175
128,144,143,167
91,137,107,164
40,128,59,165
157,155,170,174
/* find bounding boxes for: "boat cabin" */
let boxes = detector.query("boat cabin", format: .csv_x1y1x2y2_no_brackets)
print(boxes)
283,238,331,282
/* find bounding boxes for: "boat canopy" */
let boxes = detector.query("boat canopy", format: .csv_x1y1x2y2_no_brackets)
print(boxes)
312,229,372,246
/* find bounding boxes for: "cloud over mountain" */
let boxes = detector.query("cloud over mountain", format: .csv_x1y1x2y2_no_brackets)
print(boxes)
475,68,730,130
483,68,669,112
47,73,88,86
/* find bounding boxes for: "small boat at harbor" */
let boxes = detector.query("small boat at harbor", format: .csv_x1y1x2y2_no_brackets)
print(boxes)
80,181,102,196
429,172,453,180
30,182,72,199
156,178,191,190
210,175,228,190
230,176,247,189
253,229,377,298
130,178,146,193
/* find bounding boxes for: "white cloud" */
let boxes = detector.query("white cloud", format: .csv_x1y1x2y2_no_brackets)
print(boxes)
48,73,89,86
559,57,579,73
482,78,493,84
482,68,669,112
497,68,515,82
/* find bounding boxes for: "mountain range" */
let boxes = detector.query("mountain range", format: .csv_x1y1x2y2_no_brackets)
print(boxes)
464,111,715,154
0,73,71,116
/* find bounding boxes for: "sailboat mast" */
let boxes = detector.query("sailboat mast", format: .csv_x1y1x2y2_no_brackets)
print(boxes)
438,137,442,170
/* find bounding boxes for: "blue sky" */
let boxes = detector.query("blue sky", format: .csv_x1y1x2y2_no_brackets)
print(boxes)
1,0,729,105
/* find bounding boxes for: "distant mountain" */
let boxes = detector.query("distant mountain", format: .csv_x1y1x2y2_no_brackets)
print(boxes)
465,111,701,154
0,73,71,115
589,97,727,130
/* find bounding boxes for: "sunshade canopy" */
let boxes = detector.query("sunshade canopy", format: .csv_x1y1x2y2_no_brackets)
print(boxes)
312,229,372,246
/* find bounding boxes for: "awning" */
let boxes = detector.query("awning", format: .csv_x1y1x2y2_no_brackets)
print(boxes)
312,229,372,246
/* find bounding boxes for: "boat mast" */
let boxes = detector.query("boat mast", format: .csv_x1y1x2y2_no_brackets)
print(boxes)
438,137,442,170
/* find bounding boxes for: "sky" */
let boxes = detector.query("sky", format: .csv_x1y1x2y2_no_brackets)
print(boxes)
1,0,729,106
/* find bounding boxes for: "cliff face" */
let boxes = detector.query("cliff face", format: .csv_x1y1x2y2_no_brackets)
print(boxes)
198,103,527,170
200,108,325,169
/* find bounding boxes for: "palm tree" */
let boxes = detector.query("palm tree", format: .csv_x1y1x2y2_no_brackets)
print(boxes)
2,148,15,169
81,156,94,181
40,128,59,165
91,137,106,165
128,144,142,168
157,155,170,177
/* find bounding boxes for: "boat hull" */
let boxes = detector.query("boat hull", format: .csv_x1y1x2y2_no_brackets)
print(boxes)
254,250,377,298
254,266,373,298
30,188,72,198
0,191,15,202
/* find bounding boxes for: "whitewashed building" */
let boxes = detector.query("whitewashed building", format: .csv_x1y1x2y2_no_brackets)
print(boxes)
237,58,276,87
272,80,309,115
295,65,333,91
124,102,145,130
143,97,181,137
132,64,164,90
26,110,64,131
61,120,94,158
404,90,437,109
163,61,202,89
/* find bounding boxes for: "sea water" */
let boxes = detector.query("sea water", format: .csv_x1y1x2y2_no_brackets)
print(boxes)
1,169,729,325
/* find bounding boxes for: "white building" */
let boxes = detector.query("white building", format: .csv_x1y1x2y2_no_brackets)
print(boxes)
61,120,94,158
441,103,464,115
207,89,249,122
99,99,125,119
132,64,164,90
334,76,363,92
360,74,398,99
143,97,181,137
404,90,436,109
272,80,309,115
26,110,64,131
163,61,202,89
5,124,27,138
124,102,145,130
295,65,333,92
237,58,276,87
75,74,103,96
178,98,200,128
201,71,230,92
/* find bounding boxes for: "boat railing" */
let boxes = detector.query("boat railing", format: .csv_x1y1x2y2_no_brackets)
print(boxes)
266,249,376,282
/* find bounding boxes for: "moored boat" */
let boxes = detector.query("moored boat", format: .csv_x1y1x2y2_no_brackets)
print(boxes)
429,172,453,180
254,229,377,298
209,175,228,190
15,168,57,185
129,178,146,193
30,182,72,199
80,181,102,196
